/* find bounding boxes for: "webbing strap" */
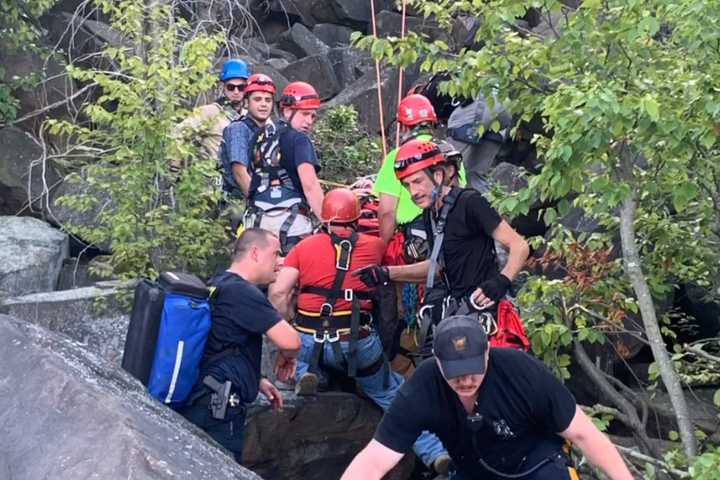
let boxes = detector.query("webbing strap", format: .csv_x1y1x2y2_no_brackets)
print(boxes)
278,203,299,255
426,188,463,289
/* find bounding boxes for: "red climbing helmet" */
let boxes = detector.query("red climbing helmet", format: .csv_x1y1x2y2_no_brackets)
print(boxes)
397,94,438,127
394,138,446,180
279,81,321,110
322,188,361,224
245,73,276,95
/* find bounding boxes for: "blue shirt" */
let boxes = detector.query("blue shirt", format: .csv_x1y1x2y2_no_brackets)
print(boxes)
219,117,262,195
248,121,320,201
201,271,281,403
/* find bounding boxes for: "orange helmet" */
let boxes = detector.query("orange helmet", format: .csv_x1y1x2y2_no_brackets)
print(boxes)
394,138,446,180
397,94,437,127
245,73,276,95
321,188,361,224
279,81,321,110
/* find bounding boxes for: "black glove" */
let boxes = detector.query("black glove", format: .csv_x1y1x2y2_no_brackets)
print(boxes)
352,264,390,288
477,273,511,303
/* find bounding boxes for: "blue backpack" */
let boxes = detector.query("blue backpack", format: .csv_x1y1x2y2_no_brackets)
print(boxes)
143,272,214,407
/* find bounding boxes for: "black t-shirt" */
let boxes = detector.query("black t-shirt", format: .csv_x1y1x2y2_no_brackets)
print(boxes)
374,348,577,478
200,271,281,403
425,188,502,299
249,122,320,201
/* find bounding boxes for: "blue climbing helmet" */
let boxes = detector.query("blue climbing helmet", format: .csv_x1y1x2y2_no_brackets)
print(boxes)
220,59,250,81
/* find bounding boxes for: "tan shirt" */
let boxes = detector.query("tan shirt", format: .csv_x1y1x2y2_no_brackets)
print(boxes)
170,102,244,169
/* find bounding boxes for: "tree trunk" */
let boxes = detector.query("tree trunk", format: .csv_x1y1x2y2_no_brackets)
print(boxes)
617,149,697,459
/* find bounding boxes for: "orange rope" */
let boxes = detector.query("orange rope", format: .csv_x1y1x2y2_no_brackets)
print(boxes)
395,0,408,148
370,0,388,158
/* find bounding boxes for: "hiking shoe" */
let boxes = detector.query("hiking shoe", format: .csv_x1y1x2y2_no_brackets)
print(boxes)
433,453,451,476
295,373,319,396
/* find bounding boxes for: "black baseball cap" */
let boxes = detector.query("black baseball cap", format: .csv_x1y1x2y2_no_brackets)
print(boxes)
433,315,489,379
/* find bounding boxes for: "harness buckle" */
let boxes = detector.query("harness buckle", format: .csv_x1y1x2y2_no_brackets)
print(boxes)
320,302,333,317
479,312,498,336
344,289,353,301
313,329,341,343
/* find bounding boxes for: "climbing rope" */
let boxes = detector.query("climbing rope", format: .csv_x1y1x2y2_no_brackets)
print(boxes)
369,0,388,158
395,0,408,148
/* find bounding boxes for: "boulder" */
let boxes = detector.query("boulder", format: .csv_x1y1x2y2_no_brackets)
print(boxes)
0,127,61,216
56,256,104,290
452,15,482,49
245,37,298,63
47,13,126,70
675,282,720,341
48,168,114,253
330,0,392,26
312,23,354,47
0,50,72,130
0,314,261,480
0,281,131,365
323,64,420,133
0,216,69,296
244,391,413,480
277,22,330,57
281,55,340,100
328,47,373,90
375,10,452,46
267,0,318,27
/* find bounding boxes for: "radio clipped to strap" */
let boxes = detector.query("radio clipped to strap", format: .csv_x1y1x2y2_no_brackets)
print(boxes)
334,236,354,271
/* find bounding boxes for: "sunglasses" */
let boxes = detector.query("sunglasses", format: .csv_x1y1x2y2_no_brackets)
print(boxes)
394,148,441,170
225,83,246,92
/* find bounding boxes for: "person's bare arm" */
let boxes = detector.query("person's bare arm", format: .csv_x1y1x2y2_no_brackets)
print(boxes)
265,319,300,358
297,163,324,218
560,406,633,480
388,260,431,284
269,267,299,321
341,439,405,480
491,219,529,281
377,193,399,244
232,163,252,197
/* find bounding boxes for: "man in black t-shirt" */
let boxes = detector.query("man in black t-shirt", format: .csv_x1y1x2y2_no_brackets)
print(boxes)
354,138,529,343
341,316,633,480
178,228,300,463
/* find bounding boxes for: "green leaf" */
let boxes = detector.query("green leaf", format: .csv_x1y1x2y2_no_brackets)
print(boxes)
672,181,699,212
713,388,720,408
642,95,660,122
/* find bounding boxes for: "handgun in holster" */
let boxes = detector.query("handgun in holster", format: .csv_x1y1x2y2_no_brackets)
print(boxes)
203,375,232,420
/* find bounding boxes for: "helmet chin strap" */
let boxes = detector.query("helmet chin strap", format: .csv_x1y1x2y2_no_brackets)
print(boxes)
426,168,447,211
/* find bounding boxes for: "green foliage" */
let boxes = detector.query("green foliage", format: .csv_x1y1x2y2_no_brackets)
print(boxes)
47,0,227,280
0,0,57,122
689,448,720,479
313,105,382,186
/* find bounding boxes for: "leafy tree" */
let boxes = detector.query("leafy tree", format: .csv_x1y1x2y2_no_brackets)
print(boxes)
355,0,720,465
47,0,228,280
313,105,382,186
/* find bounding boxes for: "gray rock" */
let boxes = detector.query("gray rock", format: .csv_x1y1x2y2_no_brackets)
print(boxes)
330,0,388,25
277,22,330,58
0,281,131,364
489,162,529,193
245,391,413,480
48,168,115,253
313,23,354,47
47,13,126,70
376,10,452,46
0,314,261,480
0,50,72,130
0,127,61,216
56,256,104,290
328,47,373,90
268,0,318,27
559,206,602,234
0,216,69,296
246,37,298,63
322,67,398,134
281,55,340,100
267,57,291,71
